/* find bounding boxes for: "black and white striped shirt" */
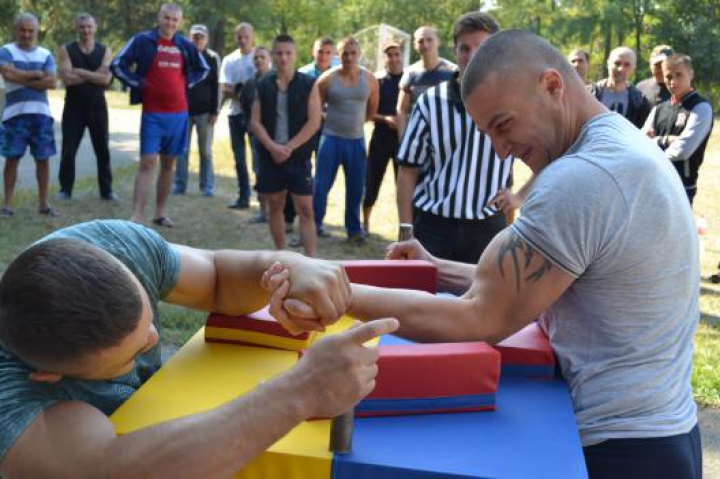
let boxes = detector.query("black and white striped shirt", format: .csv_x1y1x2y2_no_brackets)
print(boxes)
397,75,513,220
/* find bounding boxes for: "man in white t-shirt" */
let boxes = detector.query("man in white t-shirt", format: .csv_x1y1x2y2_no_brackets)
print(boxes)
220,22,256,209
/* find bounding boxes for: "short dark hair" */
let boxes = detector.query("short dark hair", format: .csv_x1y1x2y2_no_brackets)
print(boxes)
273,34,295,50
315,36,335,48
0,238,143,367
569,48,589,62
461,30,576,101
452,11,499,45
664,53,693,72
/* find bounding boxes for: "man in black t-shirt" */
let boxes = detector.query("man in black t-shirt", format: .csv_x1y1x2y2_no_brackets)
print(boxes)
363,41,403,233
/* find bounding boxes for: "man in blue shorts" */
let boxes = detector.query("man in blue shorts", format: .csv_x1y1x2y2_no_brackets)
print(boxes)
0,13,58,218
112,3,208,227
251,35,321,256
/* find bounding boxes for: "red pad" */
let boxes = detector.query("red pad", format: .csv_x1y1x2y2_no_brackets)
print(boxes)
342,260,437,293
494,322,555,378
356,342,500,417
205,308,315,351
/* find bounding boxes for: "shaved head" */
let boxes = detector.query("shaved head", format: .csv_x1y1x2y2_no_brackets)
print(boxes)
607,46,636,67
461,30,577,102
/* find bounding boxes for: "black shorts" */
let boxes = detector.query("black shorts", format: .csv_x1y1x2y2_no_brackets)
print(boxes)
257,157,314,195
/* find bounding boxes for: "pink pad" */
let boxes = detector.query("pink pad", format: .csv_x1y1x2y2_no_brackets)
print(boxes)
205,307,315,351
494,322,555,378
356,342,500,417
342,260,437,293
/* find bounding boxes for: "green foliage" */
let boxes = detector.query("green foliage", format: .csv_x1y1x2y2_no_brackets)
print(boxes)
4,0,719,100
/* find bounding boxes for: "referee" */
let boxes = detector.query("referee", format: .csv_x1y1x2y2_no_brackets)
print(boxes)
396,11,512,264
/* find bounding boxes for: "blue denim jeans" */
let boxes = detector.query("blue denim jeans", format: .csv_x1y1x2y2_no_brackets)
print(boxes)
228,114,250,200
174,113,215,194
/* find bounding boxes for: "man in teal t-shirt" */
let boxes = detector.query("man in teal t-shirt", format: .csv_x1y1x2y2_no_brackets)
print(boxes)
0,220,397,478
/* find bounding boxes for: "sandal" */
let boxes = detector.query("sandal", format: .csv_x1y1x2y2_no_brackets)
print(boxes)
38,207,59,217
0,207,14,218
152,216,174,228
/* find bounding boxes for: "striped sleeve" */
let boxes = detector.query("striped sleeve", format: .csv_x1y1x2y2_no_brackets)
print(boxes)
43,50,55,74
111,36,142,88
397,99,430,167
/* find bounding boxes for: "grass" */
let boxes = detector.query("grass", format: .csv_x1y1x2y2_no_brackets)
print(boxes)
1,114,719,407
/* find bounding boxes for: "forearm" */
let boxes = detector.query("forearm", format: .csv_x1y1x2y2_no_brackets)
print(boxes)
396,167,419,223
286,118,320,152
78,69,112,86
61,71,85,86
213,250,306,315
433,256,476,295
1,68,42,84
25,76,56,90
103,370,310,479
350,284,486,342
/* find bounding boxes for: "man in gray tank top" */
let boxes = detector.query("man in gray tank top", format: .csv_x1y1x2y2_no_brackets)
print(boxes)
312,37,379,244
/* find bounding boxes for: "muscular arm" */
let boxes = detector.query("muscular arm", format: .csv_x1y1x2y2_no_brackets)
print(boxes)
365,72,379,122
396,88,412,139
396,165,420,224
0,64,44,84
250,97,276,152
350,228,573,344
24,73,56,91
58,45,84,86
74,47,113,87
286,83,322,152
0,317,396,479
165,246,351,324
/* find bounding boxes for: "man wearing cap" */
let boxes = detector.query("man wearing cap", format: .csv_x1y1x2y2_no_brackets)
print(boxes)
363,41,403,234
637,44,674,107
173,24,220,197
589,46,650,128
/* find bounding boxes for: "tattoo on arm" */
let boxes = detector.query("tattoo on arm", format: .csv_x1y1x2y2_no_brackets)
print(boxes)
497,232,552,291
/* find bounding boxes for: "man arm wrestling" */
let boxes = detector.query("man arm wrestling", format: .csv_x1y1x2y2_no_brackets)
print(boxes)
0,219,396,479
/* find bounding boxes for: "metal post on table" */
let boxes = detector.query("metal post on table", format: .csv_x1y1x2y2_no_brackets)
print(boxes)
329,410,354,454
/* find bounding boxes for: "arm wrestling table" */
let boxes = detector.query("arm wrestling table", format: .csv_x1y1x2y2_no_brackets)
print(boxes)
110,322,587,478
110,260,587,478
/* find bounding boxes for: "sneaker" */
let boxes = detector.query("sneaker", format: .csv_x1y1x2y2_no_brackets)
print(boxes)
249,213,267,224
202,190,214,197
228,198,250,209
0,207,14,218
101,192,120,201
55,191,71,200
38,206,60,217
152,216,174,228
289,237,303,248
347,234,367,246
317,228,331,238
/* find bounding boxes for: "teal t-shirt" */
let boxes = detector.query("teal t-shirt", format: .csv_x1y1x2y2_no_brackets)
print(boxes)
0,220,180,461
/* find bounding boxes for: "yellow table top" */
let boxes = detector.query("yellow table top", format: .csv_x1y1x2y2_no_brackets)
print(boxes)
111,316,359,479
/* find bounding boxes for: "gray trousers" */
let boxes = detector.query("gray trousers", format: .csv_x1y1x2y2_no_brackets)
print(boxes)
174,112,215,194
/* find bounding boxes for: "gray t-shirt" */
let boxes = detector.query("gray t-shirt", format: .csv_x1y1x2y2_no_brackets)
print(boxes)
512,113,698,446
0,220,181,460
274,90,290,145
600,88,630,117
